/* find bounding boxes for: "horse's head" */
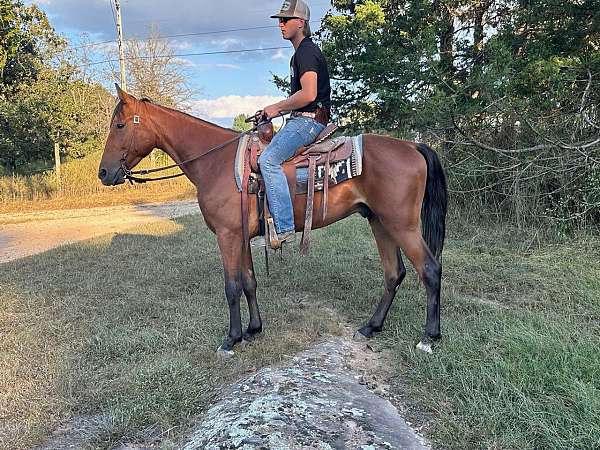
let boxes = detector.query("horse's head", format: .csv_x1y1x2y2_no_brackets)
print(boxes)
98,85,158,185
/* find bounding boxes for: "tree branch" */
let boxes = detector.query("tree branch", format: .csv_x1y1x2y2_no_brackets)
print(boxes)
454,116,600,154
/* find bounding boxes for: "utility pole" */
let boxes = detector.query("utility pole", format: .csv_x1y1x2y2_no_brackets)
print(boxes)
114,0,127,91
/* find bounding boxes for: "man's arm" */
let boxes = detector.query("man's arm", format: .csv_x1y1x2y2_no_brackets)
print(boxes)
263,71,317,119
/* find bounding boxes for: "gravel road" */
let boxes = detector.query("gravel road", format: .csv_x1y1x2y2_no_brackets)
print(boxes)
0,200,199,263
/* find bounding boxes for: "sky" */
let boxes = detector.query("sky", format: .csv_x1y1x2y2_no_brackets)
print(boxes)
30,0,334,126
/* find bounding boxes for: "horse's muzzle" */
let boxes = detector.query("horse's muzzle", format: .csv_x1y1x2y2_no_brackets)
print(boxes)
98,166,125,186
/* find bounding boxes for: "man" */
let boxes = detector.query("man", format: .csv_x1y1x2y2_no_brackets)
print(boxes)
257,0,331,245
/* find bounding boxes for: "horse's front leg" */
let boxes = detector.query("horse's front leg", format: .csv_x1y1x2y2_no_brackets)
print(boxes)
216,231,244,357
241,243,262,342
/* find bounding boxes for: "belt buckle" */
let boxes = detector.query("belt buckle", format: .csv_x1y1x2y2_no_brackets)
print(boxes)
292,111,315,119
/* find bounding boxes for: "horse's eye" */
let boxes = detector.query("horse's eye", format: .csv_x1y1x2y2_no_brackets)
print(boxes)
117,123,125,129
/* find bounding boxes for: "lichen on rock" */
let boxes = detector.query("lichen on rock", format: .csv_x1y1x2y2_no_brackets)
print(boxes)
181,338,429,450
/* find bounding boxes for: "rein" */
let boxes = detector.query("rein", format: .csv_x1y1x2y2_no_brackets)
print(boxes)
121,133,246,184
119,107,270,184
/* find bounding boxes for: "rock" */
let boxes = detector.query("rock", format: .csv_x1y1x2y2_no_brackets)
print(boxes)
181,339,430,450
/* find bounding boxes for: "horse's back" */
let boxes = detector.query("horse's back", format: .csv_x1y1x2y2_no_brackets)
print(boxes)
361,133,428,176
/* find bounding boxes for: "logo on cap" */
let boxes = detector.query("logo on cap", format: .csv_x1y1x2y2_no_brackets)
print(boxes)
281,0,291,10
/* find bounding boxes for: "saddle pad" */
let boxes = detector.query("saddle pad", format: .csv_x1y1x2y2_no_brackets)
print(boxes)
234,133,252,192
234,134,364,192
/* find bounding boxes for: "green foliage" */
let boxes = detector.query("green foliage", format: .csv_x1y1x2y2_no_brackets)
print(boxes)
0,69,114,171
0,0,114,173
232,113,252,132
319,0,600,229
0,0,63,88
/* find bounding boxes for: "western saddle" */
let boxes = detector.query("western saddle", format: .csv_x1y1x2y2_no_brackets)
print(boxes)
240,121,354,254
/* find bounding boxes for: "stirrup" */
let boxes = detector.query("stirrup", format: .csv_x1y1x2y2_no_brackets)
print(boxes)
267,217,282,250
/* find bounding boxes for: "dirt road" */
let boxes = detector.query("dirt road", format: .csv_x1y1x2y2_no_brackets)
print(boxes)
0,200,199,263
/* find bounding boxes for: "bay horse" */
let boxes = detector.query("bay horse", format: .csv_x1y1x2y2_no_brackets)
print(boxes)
99,86,447,356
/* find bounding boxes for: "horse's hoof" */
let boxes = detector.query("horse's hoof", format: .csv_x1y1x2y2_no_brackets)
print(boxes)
242,331,262,343
353,330,369,342
239,338,255,347
216,346,235,359
416,341,433,354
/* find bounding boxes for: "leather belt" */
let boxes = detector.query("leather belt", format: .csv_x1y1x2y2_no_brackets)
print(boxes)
291,108,329,126
290,111,318,119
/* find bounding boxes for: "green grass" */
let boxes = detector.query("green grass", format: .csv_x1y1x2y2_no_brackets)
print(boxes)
376,219,600,450
0,213,598,449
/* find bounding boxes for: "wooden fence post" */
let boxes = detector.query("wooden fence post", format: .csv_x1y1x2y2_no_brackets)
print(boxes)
54,142,61,194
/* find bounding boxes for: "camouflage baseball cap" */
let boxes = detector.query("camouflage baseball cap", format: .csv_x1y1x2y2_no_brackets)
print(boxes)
270,0,311,20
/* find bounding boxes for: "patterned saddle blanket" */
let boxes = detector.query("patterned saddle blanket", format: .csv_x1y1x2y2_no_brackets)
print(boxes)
234,134,364,193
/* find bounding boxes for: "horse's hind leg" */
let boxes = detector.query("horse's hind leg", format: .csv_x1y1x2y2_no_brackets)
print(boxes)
355,217,407,339
241,244,262,342
385,225,442,353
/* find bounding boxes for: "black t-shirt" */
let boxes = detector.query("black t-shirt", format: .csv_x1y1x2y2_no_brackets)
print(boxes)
290,37,331,113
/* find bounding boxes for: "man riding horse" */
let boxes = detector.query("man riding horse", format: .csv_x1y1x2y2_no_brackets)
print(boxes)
256,0,331,245
99,1,447,357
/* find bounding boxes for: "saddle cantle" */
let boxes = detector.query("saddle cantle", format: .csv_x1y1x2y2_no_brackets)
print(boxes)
236,125,364,254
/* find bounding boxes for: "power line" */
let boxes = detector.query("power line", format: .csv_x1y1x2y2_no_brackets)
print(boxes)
68,21,320,52
70,25,276,50
77,46,290,68
120,1,332,24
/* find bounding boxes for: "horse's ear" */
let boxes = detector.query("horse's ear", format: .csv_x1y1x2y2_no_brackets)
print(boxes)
115,83,134,104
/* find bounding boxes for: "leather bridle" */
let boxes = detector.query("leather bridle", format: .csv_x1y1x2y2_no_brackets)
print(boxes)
117,104,270,184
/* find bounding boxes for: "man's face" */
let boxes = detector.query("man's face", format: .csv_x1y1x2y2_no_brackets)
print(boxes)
279,17,303,40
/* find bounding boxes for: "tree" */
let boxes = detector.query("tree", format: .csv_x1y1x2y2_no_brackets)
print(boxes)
0,0,114,172
0,0,65,171
232,114,252,132
0,65,114,171
318,0,600,228
105,26,194,107
0,0,63,89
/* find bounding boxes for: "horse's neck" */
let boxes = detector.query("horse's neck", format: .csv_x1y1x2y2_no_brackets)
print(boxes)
151,105,239,182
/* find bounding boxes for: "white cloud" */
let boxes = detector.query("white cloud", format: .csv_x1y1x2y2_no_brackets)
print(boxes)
191,63,242,71
189,95,285,119
174,57,195,67
271,48,288,60
213,63,242,70
93,41,118,53
210,38,241,50
172,40,193,50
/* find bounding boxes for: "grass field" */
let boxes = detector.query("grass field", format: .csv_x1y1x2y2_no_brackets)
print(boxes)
0,151,195,214
0,212,598,449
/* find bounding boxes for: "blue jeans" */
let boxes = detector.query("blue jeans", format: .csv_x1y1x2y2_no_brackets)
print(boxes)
258,116,325,233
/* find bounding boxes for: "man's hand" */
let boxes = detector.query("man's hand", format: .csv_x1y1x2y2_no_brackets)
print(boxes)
263,104,282,120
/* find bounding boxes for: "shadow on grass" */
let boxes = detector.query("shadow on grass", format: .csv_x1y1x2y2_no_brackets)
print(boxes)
0,215,386,449
4,212,597,450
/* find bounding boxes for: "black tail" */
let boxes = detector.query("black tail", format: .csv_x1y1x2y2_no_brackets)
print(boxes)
415,143,448,261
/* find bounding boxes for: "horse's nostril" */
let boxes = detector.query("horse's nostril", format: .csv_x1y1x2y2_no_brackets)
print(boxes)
98,168,108,179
